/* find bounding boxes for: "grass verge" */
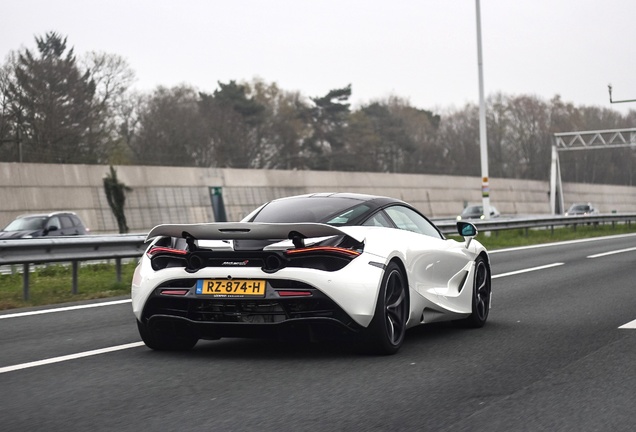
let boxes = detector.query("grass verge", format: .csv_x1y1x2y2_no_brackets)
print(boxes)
1,222,635,311
469,222,636,250
0,261,137,311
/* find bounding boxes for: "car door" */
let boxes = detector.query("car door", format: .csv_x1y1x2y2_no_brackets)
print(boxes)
382,205,474,301
44,216,62,236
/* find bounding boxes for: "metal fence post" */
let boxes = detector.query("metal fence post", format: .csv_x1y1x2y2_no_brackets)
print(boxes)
23,263,30,301
72,261,79,295
116,258,122,283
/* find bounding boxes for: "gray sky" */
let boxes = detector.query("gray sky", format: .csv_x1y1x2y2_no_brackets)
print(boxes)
3,0,636,114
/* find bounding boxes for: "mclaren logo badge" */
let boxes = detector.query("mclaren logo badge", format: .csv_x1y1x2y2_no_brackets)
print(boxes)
221,260,249,266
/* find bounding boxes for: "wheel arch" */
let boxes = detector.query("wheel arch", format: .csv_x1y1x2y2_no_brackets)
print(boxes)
388,256,411,320
478,251,491,272
477,251,490,267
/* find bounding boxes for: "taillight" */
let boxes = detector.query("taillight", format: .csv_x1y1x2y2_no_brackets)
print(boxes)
284,246,361,258
283,246,361,272
148,246,188,271
147,246,187,258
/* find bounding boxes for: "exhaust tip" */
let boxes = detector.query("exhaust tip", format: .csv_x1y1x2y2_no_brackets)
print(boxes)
187,254,204,272
263,254,284,273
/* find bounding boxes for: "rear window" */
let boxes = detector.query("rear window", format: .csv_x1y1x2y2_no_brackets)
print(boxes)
250,197,369,225
60,216,75,229
70,215,83,226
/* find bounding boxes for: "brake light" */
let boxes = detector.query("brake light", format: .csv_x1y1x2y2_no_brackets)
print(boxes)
147,246,187,258
284,246,361,257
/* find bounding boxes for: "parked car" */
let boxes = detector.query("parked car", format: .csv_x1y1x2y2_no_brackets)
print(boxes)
456,204,501,221
132,193,491,355
0,212,89,239
565,203,598,216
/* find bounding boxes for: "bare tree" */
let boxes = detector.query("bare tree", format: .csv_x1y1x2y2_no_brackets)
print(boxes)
504,95,551,179
436,105,481,176
81,52,136,163
246,79,311,170
132,85,207,166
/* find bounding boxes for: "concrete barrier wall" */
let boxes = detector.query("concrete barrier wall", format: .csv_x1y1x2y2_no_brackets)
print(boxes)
1,162,635,233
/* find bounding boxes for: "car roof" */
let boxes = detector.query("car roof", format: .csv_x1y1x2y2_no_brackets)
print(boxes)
270,192,404,210
16,211,79,219
274,192,391,201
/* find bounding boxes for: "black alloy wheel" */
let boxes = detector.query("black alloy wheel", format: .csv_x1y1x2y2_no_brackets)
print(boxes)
361,262,408,355
461,256,491,328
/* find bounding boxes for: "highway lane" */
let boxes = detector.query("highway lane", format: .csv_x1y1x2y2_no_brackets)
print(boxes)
1,234,635,431
0,299,139,367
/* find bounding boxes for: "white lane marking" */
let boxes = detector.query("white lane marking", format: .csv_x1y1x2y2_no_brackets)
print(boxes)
619,320,636,329
0,299,132,320
492,262,565,279
0,342,145,374
587,246,636,259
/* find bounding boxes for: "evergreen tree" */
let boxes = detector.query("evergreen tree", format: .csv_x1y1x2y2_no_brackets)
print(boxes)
199,81,265,168
7,32,97,163
305,85,352,170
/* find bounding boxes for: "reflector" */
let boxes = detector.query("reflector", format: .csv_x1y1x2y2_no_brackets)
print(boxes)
276,290,312,297
160,289,189,296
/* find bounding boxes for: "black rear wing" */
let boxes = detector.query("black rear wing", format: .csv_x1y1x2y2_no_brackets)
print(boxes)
146,222,364,244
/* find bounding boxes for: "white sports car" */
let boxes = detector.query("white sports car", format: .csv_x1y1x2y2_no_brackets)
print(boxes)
132,193,491,354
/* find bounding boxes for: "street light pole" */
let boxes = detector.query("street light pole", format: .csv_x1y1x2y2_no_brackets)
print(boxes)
475,0,490,220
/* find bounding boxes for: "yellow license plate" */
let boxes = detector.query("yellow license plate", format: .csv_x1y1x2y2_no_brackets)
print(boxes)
196,279,266,297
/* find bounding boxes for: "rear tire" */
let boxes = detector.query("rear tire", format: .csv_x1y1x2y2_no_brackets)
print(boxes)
460,256,491,328
359,262,408,355
137,319,198,351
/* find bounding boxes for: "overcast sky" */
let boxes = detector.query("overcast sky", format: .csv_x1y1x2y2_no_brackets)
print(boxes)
3,0,636,114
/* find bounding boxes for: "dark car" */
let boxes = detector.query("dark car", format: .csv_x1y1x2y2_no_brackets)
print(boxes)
565,203,598,216
456,204,500,221
0,212,89,239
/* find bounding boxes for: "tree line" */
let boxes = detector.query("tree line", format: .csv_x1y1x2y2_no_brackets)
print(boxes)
1,32,635,185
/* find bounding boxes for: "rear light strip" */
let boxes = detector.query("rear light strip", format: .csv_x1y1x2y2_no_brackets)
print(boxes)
284,246,361,257
147,246,187,257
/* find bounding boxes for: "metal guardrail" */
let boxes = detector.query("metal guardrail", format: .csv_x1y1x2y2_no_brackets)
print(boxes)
434,213,636,235
1,213,635,301
0,234,147,301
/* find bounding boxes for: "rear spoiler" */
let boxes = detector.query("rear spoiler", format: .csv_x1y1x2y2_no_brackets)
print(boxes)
146,222,364,243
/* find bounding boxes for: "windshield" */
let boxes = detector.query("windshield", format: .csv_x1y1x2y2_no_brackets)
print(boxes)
250,196,370,225
3,216,46,232
568,205,589,212
461,206,482,216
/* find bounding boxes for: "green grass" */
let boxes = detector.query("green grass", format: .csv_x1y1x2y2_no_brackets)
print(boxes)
0,261,137,311
1,222,635,311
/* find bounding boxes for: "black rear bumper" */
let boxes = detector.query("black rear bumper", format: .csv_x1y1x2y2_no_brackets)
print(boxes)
146,314,362,342
141,291,364,342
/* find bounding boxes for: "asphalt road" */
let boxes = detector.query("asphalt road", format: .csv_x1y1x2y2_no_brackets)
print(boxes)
1,234,635,432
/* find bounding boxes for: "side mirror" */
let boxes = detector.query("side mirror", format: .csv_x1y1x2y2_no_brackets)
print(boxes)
44,225,58,235
456,221,477,247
